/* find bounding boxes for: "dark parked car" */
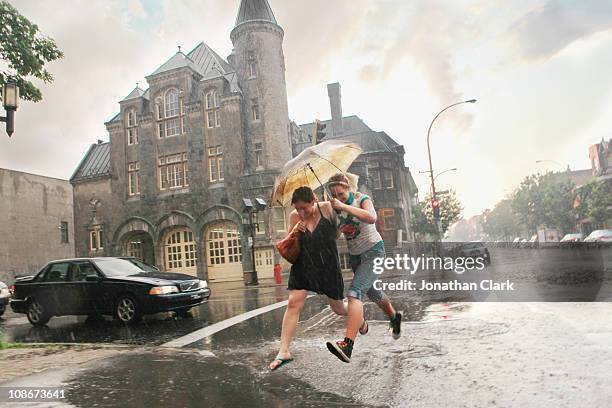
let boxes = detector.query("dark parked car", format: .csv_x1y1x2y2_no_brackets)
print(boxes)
456,242,491,265
0,281,9,317
10,257,211,326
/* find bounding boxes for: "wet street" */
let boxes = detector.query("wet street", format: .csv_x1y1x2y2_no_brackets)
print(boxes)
1,247,612,407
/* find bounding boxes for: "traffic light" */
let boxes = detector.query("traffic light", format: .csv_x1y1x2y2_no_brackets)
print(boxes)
313,119,327,145
431,199,440,219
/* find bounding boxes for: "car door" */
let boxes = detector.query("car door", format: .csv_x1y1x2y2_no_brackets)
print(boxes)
39,262,72,315
68,261,99,314
74,261,108,314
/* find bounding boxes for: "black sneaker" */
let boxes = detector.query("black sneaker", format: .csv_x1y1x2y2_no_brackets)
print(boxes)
389,311,402,339
326,339,353,363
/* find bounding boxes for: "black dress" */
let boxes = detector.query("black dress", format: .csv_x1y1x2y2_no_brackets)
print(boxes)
287,203,344,300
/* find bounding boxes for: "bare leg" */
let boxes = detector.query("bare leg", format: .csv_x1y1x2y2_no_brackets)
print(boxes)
345,296,363,341
275,290,308,361
375,297,396,318
327,298,348,316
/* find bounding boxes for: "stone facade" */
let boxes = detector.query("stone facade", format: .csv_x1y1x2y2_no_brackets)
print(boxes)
0,168,74,283
71,0,418,283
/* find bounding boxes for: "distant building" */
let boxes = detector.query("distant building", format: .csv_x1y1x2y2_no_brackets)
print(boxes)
0,168,74,283
71,0,418,283
589,138,612,180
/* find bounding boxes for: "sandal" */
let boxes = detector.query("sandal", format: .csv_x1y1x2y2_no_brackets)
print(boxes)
269,357,294,371
359,319,369,335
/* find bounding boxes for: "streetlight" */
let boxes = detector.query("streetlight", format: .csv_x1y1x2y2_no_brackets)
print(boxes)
419,167,458,179
242,197,267,286
1,80,20,137
427,99,476,244
434,168,458,182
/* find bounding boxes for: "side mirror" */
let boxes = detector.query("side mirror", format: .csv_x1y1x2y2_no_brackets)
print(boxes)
86,275,101,282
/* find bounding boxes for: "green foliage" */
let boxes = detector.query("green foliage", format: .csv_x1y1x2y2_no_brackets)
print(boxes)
0,0,63,102
575,180,612,229
412,191,463,239
481,200,523,240
511,172,576,234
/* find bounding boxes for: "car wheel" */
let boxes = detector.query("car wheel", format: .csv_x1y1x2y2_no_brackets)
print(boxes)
27,299,51,326
115,295,142,325
0,306,5,317
175,307,192,318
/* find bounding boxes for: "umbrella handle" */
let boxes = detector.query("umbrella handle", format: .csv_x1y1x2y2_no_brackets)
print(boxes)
307,163,333,200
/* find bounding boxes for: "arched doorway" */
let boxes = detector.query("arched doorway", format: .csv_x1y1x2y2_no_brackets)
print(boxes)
205,221,243,282
123,232,155,266
162,228,197,276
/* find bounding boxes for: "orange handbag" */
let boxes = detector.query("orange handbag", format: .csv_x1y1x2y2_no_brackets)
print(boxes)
277,233,300,264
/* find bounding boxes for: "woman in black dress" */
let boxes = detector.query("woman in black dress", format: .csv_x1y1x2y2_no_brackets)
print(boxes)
269,186,346,370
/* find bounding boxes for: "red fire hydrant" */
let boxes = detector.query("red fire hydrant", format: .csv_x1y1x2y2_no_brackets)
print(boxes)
274,263,282,284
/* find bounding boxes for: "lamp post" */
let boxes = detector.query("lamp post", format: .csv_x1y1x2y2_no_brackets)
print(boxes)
242,197,267,285
427,99,476,245
1,80,20,137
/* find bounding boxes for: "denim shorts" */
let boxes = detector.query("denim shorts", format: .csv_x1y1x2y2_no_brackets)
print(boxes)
347,242,386,302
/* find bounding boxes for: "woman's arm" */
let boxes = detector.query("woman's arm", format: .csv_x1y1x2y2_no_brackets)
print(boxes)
287,210,305,237
330,194,377,224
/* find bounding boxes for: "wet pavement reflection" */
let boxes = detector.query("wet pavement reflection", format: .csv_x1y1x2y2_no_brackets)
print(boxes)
63,350,386,408
1,284,290,345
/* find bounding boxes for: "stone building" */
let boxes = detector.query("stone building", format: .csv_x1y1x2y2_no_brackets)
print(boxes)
0,168,74,283
71,0,418,283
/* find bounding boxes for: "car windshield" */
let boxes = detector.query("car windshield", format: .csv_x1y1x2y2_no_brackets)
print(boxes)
93,258,146,277
124,258,158,272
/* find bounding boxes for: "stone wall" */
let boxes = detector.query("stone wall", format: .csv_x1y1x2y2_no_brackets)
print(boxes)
0,169,74,283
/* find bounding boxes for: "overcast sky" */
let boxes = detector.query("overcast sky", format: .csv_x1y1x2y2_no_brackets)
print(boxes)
2,0,612,216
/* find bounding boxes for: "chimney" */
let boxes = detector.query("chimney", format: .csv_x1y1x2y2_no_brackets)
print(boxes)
327,83,343,136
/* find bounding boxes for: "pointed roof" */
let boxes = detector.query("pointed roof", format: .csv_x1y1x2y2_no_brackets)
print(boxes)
187,42,233,78
235,0,278,26
70,142,111,183
122,86,146,102
148,51,201,77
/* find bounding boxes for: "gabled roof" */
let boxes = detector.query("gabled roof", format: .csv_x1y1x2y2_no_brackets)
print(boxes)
294,116,401,157
299,116,373,140
70,142,111,183
235,0,278,27
188,42,233,77
122,86,146,102
147,43,241,93
148,51,202,77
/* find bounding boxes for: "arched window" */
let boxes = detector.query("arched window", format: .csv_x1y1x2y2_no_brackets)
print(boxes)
164,89,179,117
156,89,185,139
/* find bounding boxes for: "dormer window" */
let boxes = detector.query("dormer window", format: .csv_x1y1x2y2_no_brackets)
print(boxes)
156,89,185,139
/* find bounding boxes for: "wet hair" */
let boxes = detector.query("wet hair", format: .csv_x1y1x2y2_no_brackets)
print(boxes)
327,173,350,189
291,186,316,204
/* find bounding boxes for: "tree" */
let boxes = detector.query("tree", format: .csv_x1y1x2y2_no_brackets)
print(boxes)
575,180,612,229
412,191,463,239
481,199,523,240
511,172,575,234
0,1,63,103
